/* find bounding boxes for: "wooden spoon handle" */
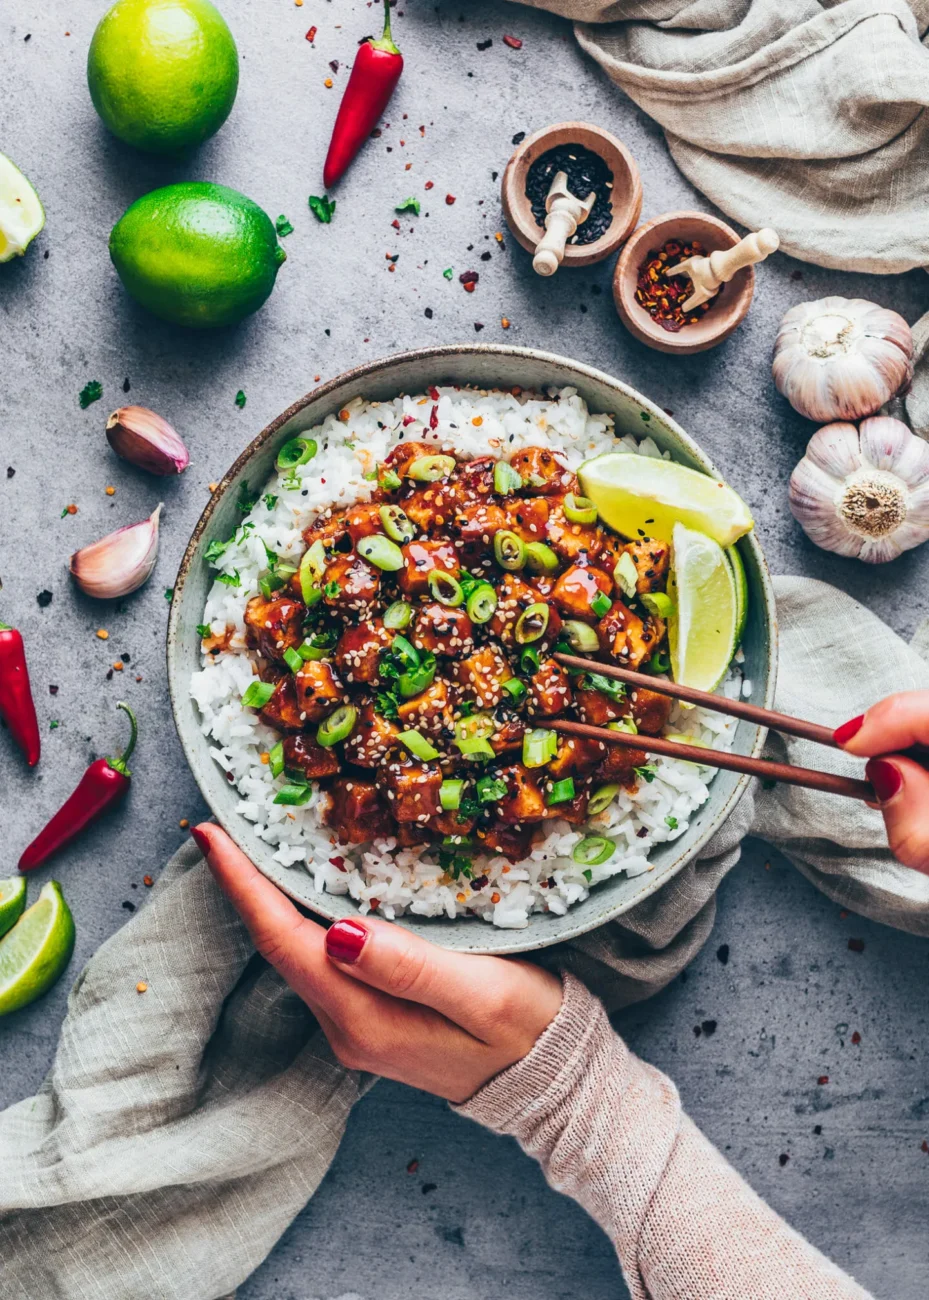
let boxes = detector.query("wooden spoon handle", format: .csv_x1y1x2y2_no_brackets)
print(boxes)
708,228,779,285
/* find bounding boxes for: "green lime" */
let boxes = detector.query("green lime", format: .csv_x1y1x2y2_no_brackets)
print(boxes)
668,523,738,691
0,881,75,1017
727,544,749,646
110,182,287,328
0,153,45,262
0,876,27,940
88,0,238,154
577,452,754,548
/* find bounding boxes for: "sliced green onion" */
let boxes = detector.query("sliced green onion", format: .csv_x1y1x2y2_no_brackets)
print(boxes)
454,712,495,743
502,677,527,704
514,602,550,645
523,727,558,769
641,592,676,619
547,777,575,805
428,569,463,606
524,541,559,575
298,638,328,661
614,551,639,599
564,492,598,525
407,454,455,481
519,646,541,674
591,591,612,619
276,437,318,472
493,530,526,571
647,650,671,674
304,583,323,608
384,600,413,629
379,504,415,544
440,778,464,811
493,460,523,495
283,645,303,674
399,729,439,761
562,619,600,653
317,704,357,747
356,534,404,571
455,736,495,760
379,468,402,490
572,835,615,866
268,741,285,778
273,783,314,806
300,542,326,603
466,582,498,624
390,633,420,667
259,570,286,600
608,717,638,734
588,783,621,816
398,654,436,698
242,680,276,709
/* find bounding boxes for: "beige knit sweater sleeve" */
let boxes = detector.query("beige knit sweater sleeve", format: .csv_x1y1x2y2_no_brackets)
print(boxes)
455,974,872,1300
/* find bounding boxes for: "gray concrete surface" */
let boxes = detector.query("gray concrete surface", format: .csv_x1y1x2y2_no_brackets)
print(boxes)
2,1,928,1296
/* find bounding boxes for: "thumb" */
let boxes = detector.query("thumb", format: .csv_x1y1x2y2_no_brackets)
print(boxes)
865,757,929,876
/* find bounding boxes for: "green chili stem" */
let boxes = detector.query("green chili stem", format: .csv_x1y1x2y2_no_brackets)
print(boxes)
107,702,138,776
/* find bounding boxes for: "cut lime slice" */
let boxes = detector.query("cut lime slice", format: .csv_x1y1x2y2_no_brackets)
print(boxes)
577,452,754,548
0,876,27,940
727,544,749,646
0,880,75,1017
0,153,45,262
668,523,738,691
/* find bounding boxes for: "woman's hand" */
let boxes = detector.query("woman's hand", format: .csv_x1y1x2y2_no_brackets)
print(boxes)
835,691,929,874
192,824,563,1102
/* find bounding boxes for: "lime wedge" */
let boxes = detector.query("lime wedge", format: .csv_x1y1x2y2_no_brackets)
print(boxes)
0,876,27,940
0,880,75,1017
727,544,749,646
0,153,45,262
668,523,738,691
577,453,754,548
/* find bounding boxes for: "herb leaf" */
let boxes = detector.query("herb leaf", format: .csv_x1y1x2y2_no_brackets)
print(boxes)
275,214,294,237
309,194,336,224
197,623,211,637
395,196,420,215
79,380,103,409
264,493,278,511
204,537,231,566
216,570,241,588
235,390,247,409
634,764,658,784
237,480,258,514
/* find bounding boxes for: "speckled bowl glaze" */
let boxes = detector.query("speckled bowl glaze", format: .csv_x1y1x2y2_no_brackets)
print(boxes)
167,346,777,955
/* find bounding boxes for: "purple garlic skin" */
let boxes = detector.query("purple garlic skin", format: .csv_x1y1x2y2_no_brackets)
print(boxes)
69,505,163,598
106,406,189,476
788,417,929,564
773,297,913,424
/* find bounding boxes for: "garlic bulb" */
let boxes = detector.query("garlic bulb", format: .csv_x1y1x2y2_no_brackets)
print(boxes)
106,406,189,476
773,297,912,423
789,418,929,563
69,505,163,598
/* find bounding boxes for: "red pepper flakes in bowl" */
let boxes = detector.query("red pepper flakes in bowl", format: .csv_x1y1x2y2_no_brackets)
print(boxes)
634,239,717,333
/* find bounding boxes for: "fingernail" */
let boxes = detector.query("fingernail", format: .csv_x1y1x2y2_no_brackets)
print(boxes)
834,715,864,746
326,918,368,964
191,826,211,857
866,758,903,804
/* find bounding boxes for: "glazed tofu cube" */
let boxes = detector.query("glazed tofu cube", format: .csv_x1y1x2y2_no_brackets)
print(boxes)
395,822,433,847
496,763,547,824
502,496,551,543
412,603,475,657
281,733,341,780
342,700,401,767
335,619,392,685
384,440,438,479
382,759,443,822
489,572,542,646
551,564,612,619
527,659,573,717
244,594,305,664
545,502,605,565
507,446,570,495
623,539,671,594
396,678,454,741
397,539,460,597
596,744,647,787
302,510,348,551
544,789,590,825
477,821,535,862
453,501,509,564
547,736,604,780
596,600,662,669
489,714,526,756
428,807,478,838
575,685,627,728
631,685,674,736
455,645,513,709
402,483,458,532
345,502,385,545
325,778,395,844
322,554,380,615
293,659,344,722
258,675,305,733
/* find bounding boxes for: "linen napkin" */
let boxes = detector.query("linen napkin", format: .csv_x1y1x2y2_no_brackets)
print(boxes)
1,576,928,1300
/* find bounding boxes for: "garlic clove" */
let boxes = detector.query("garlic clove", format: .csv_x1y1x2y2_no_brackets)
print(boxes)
69,505,163,598
106,406,189,476
803,421,862,479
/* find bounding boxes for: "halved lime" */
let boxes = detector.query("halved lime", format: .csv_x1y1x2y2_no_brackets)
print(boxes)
0,876,27,940
0,153,45,262
577,453,754,548
668,523,738,691
727,544,749,646
0,881,75,1017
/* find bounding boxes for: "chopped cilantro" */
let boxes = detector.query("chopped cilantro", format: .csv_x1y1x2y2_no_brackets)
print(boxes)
79,380,103,409
324,579,340,599
581,670,626,703
164,588,174,601
236,480,258,514
261,538,279,568
309,194,336,223
275,214,294,237
437,839,473,880
374,688,400,720
640,410,651,421
204,537,231,566
216,570,241,588
442,267,453,280
458,700,475,718
665,815,678,830
475,774,507,803
582,868,592,883
264,493,278,511
197,624,211,637
634,764,658,784
457,795,483,821
395,196,420,215
235,390,247,409
60,507,69,518
49,720,59,730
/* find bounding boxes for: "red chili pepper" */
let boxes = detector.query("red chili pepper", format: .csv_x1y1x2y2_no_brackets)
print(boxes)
19,702,137,872
0,621,40,768
323,0,403,189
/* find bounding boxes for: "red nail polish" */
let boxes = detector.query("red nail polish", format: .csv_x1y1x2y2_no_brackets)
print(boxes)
866,758,903,803
191,826,211,856
326,918,368,964
834,715,864,746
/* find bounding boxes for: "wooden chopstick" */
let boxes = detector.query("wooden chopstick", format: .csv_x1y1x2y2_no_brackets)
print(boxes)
537,719,875,802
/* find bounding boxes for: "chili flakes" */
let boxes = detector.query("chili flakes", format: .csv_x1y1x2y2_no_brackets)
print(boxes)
634,239,718,332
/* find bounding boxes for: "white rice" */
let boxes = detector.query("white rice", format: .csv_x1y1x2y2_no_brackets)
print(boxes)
190,385,740,929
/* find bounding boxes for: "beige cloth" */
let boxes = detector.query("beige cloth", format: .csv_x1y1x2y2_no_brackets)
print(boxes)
518,0,929,273
1,576,927,1298
457,973,872,1299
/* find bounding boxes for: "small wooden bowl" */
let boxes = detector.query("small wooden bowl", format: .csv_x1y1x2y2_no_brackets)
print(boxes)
502,122,642,269
613,211,754,354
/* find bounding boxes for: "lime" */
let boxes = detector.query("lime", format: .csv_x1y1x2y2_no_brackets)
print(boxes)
577,452,754,548
0,876,27,940
0,153,45,262
0,881,75,1017
668,523,738,691
727,544,749,646
87,0,238,154
110,182,287,328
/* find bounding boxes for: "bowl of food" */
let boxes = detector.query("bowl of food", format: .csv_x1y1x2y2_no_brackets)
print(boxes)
167,345,776,954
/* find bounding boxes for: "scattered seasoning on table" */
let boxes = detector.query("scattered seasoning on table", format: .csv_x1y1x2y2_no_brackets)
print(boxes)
851,1030,861,1045
476,38,492,50
442,267,453,279
848,937,865,952
112,661,124,672
778,1153,790,1167
716,943,729,964
7,466,15,477
817,1075,829,1085
502,34,523,49
501,316,510,329
96,628,109,640
512,131,525,145
37,590,53,607
459,270,478,292
275,215,294,237
306,25,317,42
473,322,484,332
309,194,336,224
445,194,456,205
406,1158,419,1173
137,981,148,993
324,77,333,88
635,239,718,332
49,684,59,695
235,390,247,409
143,875,154,887
179,818,190,829
79,380,103,409
105,485,116,496
61,503,78,517
424,180,434,190
526,142,613,246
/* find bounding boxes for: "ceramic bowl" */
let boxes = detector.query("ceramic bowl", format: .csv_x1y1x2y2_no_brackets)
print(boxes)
167,345,777,955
